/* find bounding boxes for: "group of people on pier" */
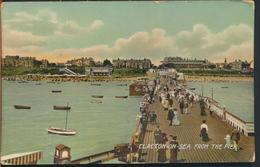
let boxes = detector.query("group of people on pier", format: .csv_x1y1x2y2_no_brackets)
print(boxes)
136,76,243,163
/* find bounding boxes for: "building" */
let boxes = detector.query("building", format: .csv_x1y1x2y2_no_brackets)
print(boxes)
2,55,39,68
112,58,152,69
160,57,213,69
230,59,251,71
85,67,112,76
54,144,71,164
66,57,95,67
40,59,49,68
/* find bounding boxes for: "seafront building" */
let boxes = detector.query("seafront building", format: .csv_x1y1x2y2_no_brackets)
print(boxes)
160,57,215,69
85,67,112,76
112,58,152,69
2,55,50,68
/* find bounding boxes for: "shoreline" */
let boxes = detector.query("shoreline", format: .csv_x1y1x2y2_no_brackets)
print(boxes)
2,75,253,83
185,75,253,83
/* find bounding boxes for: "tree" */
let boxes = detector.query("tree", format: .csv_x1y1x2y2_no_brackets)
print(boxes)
103,59,113,67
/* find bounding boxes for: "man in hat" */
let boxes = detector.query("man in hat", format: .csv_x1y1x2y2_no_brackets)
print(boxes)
231,127,240,151
167,107,175,126
154,126,162,144
169,135,179,163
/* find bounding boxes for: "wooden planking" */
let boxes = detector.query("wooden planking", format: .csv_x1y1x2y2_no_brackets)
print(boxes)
140,78,255,163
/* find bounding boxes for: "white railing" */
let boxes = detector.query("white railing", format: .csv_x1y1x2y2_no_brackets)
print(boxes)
184,88,254,136
206,97,254,136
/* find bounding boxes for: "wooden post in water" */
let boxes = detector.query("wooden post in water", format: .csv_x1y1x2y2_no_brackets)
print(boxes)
201,85,204,97
211,88,214,100
65,103,69,130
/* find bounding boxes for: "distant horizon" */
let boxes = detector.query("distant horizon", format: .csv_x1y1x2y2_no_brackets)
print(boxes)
2,1,254,66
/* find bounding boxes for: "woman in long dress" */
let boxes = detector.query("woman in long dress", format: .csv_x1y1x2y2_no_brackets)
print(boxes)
172,109,180,126
158,133,168,162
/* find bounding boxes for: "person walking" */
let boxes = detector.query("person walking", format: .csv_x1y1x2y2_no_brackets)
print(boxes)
167,108,175,126
199,97,206,116
158,133,168,162
200,120,209,142
231,127,240,152
179,98,185,114
154,126,162,144
172,108,180,126
169,135,179,163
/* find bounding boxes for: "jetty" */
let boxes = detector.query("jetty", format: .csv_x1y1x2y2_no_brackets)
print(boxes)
134,76,254,163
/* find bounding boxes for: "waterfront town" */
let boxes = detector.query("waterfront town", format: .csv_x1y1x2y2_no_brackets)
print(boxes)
1,1,254,165
1,55,254,79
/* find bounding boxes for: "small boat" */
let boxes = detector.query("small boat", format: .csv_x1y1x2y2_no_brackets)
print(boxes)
92,95,104,98
52,90,62,93
115,96,128,98
14,105,31,109
48,103,76,136
91,83,101,86
47,127,76,135
189,88,196,90
221,86,229,88
35,83,42,85
53,105,71,110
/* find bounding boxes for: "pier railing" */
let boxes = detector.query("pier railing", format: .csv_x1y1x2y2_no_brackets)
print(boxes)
184,89,254,136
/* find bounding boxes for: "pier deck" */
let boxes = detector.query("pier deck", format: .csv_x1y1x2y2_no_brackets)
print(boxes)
139,80,255,163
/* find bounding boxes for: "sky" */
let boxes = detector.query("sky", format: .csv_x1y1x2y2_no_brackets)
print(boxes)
2,1,254,65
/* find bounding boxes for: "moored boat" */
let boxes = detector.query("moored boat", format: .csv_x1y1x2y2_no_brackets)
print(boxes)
52,90,62,93
14,105,31,109
47,127,76,135
115,96,128,98
189,88,196,90
49,103,76,136
90,83,101,86
221,86,229,88
35,83,42,85
92,95,104,98
53,105,71,110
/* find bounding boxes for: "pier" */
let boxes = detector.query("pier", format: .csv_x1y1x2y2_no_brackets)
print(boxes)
137,77,255,163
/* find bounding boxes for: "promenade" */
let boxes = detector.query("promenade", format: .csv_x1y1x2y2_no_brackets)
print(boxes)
139,78,255,163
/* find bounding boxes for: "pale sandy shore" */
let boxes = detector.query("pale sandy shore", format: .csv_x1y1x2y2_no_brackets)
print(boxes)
185,75,253,83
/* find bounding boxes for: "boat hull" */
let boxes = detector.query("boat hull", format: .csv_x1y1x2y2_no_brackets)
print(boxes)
14,105,31,109
53,106,71,110
47,127,76,135
92,95,103,98
115,96,128,98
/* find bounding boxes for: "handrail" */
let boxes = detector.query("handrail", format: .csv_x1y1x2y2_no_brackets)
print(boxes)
184,89,254,136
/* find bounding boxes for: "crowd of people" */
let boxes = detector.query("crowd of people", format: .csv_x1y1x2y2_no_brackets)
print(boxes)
135,77,242,163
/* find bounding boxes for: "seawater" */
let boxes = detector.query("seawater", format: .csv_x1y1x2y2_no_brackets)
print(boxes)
2,80,141,163
187,81,254,122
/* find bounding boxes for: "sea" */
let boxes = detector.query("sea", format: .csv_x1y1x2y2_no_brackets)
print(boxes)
1,80,254,163
186,81,254,122
2,80,140,163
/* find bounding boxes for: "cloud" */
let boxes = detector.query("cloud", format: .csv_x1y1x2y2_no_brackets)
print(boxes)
55,19,104,36
3,23,253,65
3,8,104,36
3,28,47,48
